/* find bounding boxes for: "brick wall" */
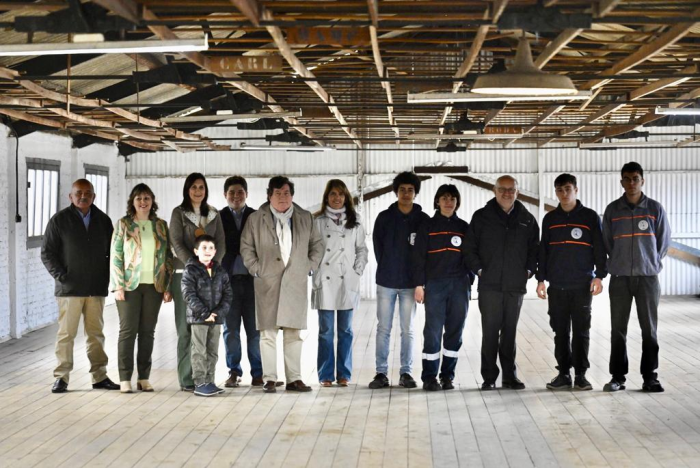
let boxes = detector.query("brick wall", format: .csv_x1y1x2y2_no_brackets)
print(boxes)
0,127,125,341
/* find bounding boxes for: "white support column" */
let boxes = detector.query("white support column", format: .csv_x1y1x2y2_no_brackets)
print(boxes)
537,147,546,227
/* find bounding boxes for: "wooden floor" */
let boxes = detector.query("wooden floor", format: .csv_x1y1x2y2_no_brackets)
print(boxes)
1,295,700,468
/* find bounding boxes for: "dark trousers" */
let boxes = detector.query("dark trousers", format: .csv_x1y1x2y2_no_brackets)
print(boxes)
609,275,660,382
223,275,262,378
116,283,163,381
548,286,592,376
421,277,470,382
478,290,524,383
172,273,194,388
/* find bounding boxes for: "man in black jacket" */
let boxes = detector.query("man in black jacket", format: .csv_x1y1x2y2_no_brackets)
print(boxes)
220,176,262,388
536,174,607,391
41,179,119,393
465,175,539,390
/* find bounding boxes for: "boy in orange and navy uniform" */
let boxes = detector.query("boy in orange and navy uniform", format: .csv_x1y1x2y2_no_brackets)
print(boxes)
536,173,607,391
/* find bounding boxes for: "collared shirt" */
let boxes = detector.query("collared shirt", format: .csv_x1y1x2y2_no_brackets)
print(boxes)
79,208,91,230
229,204,249,275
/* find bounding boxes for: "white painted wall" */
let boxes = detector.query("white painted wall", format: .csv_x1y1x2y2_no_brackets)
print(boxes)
0,126,125,342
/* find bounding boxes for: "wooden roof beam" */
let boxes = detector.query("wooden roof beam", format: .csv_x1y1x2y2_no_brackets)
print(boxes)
94,0,317,144
534,28,582,69
585,87,700,143
232,1,361,148
581,8,700,90
368,0,399,139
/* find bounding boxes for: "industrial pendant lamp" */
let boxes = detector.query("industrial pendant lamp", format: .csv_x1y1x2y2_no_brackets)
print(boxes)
472,33,577,96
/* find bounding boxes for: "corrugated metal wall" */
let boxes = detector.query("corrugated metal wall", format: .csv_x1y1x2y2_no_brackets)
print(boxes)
126,130,700,296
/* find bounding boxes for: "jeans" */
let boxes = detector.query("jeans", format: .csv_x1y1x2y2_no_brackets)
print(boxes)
421,277,470,382
547,286,592,375
609,275,660,382
223,275,262,378
317,309,353,382
375,285,416,375
478,290,524,383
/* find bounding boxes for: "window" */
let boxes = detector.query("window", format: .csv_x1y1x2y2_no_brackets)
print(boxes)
85,165,109,213
27,158,60,247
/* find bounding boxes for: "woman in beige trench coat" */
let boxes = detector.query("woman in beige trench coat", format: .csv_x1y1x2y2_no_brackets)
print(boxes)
240,176,323,393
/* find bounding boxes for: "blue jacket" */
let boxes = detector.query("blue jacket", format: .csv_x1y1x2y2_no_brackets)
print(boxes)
373,202,430,289
412,211,473,286
537,201,607,289
603,194,670,277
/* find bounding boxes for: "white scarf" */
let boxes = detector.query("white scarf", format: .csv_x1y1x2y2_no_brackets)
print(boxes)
325,206,347,226
271,205,294,265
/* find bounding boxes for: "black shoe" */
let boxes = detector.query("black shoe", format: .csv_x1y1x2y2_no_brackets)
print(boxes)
181,385,195,392
225,371,240,388
92,377,120,390
52,378,68,393
263,381,277,393
574,374,593,391
399,373,417,389
642,379,665,393
502,378,526,390
423,379,441,391
603,379,626,392
546,374,572,391
441,379,454,391
368,373,389,389
481,381,496,391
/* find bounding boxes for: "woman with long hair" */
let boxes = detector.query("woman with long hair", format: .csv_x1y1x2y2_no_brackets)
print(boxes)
110,183,173,393
169,173,226,391
312,179,368,387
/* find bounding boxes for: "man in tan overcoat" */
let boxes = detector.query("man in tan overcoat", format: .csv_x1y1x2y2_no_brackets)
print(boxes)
241,176,324,392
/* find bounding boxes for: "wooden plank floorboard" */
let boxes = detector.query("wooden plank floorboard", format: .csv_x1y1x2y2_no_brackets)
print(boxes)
1,297,699,467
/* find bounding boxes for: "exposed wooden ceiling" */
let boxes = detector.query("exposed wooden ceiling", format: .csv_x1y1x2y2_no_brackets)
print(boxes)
0,0,699,153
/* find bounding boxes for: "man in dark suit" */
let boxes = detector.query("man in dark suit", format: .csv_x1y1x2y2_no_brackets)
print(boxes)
220,176,262,387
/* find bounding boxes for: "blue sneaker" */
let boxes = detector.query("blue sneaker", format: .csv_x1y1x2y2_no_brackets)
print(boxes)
213,383,225,394
194,383,218,397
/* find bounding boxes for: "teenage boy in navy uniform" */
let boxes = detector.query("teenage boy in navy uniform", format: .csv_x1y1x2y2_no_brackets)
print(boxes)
602,162,670,393
369,171,430,389
536,173,607,391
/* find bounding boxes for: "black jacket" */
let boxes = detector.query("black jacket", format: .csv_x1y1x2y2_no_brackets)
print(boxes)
373,202,430,289
41,204,113,297
464,199,539,294
181,257,233,325
220,205,256,274
537,201,607,289
412,212,473,286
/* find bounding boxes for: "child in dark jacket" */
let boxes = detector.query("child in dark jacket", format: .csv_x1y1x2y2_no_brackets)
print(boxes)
181,235,233,397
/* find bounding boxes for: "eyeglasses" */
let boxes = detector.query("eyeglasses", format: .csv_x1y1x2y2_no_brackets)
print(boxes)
496,187,516,194
622,176,642,184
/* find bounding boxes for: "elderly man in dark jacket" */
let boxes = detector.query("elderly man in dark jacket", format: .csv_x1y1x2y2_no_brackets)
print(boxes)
41,178,119,393
465,175,539,391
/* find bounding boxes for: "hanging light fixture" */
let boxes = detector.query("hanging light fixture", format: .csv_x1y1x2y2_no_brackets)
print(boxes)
472,33,577,96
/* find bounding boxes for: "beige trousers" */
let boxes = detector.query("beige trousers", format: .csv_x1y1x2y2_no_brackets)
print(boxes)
54,296,108,384
260,328,303,383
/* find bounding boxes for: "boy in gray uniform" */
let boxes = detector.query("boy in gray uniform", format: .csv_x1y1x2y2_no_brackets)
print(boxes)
602,162,670,393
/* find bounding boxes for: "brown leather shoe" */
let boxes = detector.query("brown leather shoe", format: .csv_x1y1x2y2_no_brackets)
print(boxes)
337,378,349,387
320,380,333,387
251,377,264,386
286,380,312,392
263,381,277,393
225,371,240,388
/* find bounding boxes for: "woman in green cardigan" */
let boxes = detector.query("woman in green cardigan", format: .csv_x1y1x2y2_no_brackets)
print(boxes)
110,183,173,393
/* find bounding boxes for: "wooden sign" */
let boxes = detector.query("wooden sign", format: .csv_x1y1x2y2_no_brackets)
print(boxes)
208,55,283,73
286,27,370,45
483,126,522,135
